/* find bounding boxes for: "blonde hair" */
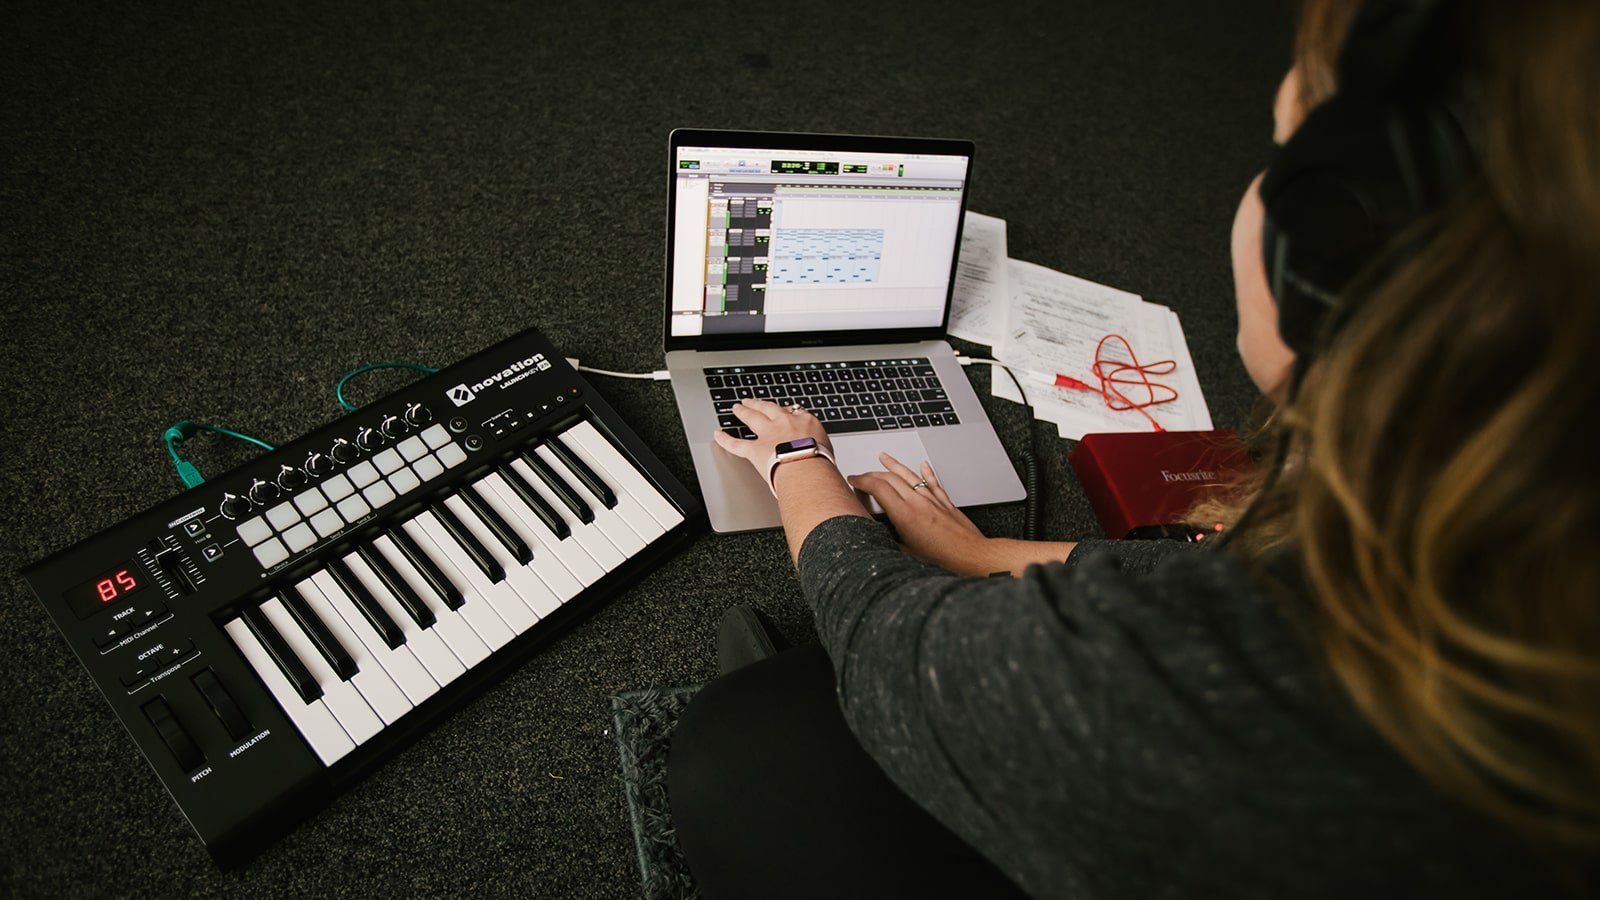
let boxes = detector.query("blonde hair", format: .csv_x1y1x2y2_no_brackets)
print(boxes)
1213,0,1600,854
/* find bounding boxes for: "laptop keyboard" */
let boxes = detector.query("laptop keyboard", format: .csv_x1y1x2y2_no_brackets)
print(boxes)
705,358,959,439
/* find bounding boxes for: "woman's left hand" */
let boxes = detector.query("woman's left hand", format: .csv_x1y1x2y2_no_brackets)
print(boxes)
711,398,834,476
847,452,997,575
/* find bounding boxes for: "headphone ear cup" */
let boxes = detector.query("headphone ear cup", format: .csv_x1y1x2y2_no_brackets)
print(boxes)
1259,96,1430,356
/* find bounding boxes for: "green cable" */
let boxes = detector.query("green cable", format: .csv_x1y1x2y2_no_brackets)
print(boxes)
163,420,276,488
335,361,439,412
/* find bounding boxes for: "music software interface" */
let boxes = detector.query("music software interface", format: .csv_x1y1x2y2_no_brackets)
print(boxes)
669,146,969,337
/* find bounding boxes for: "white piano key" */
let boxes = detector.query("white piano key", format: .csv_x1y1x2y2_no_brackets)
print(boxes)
260,598,384,746
444,491,563,620
223,617,355,766
566,420,685,530
534,444,648,557
412,510,536,638
343,551,467,690
508,456,628,572
554,426,669,543
371,535,492,670
475,475,585,605
303,571,429,717
487,467,607,586
400,516,516,651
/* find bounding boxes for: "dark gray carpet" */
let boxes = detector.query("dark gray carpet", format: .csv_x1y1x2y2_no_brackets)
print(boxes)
2,0,1290,895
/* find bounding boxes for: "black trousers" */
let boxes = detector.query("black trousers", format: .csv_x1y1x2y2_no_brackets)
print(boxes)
667,642,1028,899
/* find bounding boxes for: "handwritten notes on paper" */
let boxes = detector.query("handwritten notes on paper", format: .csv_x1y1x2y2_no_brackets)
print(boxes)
948,211,1009,346
950,212,1212,439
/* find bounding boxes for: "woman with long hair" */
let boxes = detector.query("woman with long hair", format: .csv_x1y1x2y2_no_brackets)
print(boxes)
667,0,1600,896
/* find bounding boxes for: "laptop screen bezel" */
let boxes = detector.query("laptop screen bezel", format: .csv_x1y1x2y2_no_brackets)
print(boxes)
662,128,974,353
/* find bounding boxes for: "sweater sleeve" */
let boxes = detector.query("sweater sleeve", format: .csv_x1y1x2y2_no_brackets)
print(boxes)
794,518,1191,862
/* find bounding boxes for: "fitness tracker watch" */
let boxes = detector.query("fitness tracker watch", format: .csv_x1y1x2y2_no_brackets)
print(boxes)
764,437,835,496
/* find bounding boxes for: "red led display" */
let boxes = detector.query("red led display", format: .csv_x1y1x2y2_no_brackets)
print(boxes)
95,569,138,603
66,560,149,619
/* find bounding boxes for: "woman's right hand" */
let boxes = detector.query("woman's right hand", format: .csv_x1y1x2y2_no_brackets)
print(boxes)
846,452,997,575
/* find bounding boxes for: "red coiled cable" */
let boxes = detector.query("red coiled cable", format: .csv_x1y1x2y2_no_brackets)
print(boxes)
1051,333,1178,432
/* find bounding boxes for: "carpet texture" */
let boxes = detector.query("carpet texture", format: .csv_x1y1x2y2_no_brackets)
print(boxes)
3,0,1291,895
610,686,703,900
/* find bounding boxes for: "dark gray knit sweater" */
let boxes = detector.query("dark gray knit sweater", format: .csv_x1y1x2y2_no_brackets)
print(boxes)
795,515,1564,899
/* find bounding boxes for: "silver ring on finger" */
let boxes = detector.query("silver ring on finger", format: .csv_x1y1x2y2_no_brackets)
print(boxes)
911,480,930,491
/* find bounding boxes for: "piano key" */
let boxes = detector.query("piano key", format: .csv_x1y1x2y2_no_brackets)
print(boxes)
520,447,594,524
473,476,587,603
260,597,383,746
480,471,606,588
303,570,432,714
387,524,464,610
410,511,534,640
279,584,359,680
566,421,685,530
370,535,491,670
546,434,616,509
496,462,570,540
534,444,647,556
444,492,562,619
428,500,505,583
341,551,465,691
327,557,405,650
356,543,435,629
456,484,532,564
556,425,671,542
224,618,355,766
241,606,320,703
401,516,516,650
507,457,627,572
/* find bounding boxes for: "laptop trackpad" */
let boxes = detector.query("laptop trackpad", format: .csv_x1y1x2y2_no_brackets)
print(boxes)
833,432,933,514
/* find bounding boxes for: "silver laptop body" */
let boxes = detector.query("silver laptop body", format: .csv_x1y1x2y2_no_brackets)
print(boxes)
662,129,1025,533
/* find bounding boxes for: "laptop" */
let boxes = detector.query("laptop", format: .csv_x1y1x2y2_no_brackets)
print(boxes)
662,128,1026,533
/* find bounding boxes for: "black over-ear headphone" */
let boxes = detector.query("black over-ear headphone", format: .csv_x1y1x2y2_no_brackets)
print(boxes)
1214,0,1481,549
1259,0,1479,362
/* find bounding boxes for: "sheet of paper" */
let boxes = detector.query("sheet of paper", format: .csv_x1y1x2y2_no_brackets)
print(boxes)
947,211,1009,346
990,259,1211,439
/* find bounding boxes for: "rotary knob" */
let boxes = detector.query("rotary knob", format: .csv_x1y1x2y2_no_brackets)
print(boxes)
305,452,334,477
330,437,359,464
404,402,433,427
219,492,251,520
356,426,383,452
276,465,307,491
247,478,280,505
379,414,406,440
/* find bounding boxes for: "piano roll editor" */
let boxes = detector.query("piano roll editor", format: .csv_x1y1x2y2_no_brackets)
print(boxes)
21,327,706,865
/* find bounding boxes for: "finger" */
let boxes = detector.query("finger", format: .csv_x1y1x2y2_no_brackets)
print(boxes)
920,461,955,507
741,398,786,420
712,429,754,459
877,452,927,490
730,402,776,428
847,471,914,508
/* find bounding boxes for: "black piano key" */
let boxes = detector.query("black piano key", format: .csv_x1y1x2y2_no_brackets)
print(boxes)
521,447,594,524
279,585,358,680
240,606,321,703
328,557,405,650
388,525,465,610
429,501,505,583
356,543,435,629
547,434,617,509
459,484,533,565
498,463,571,540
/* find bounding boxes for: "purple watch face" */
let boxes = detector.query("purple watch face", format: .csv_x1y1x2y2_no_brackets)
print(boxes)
779,436,817,453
